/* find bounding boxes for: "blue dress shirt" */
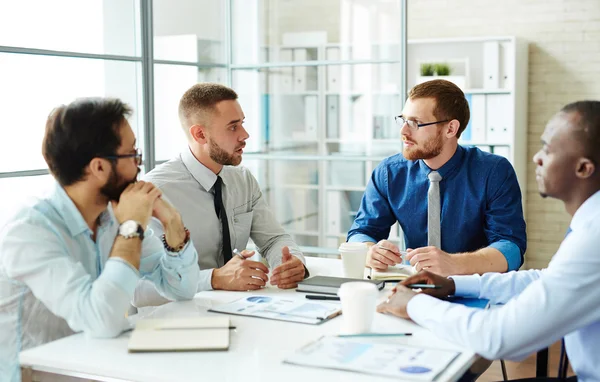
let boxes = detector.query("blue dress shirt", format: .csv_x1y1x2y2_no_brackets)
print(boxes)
347,145,526,270
406,190,600,381
0,183,200,382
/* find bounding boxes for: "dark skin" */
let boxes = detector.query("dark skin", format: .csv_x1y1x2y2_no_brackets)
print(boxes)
377,110,599,320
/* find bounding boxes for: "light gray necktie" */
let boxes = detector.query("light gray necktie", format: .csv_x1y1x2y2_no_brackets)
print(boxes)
427,171,442,248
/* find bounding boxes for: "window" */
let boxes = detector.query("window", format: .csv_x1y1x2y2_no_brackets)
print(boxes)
1,0,407,254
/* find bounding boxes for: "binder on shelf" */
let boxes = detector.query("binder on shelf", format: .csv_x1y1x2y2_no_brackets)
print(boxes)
326,95,340,139
486,94,511,143
326,47,341,92
293,48,308,92
483,41,500,89
499,41,513,89
326,191,341,235
470,94,487,142
304,95,318,140
278,48,293,92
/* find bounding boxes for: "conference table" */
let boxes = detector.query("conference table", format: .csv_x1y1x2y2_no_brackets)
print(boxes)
20,257,478,382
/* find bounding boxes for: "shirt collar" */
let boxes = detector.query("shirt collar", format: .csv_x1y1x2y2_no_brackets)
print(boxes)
181,146,226,191
570,190,600,233
49,182,94,237
418,145,465,179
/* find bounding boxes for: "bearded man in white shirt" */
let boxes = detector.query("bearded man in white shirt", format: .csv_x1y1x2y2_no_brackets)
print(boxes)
377,100,600,382
144,83,307,294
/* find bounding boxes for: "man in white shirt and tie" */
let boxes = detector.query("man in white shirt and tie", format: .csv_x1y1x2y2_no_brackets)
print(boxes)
143,83,307,294
377,100,600,381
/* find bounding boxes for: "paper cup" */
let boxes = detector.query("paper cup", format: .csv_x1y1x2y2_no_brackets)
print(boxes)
337,282,378,334
339,242,368,279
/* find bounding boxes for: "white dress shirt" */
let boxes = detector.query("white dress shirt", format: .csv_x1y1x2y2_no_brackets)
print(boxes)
143,148,305,292
0,183,199,382
406,190,600,382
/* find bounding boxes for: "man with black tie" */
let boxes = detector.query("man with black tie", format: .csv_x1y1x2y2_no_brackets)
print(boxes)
143,83,307,295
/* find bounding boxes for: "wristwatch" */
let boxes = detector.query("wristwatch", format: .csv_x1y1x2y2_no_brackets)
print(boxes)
118,220,145,241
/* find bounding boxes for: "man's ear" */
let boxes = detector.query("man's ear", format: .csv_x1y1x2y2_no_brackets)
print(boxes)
189,124,208,143
445,119,460,138
576,157,595,179
87,158,111,183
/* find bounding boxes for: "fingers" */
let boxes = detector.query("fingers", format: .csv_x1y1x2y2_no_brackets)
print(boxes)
272,257,300,276
281,246,292,263
378,240,400,253
240,250,255,259
271,266,304,286
277,282,299,289
376,302,388,313
400,272,432,286
148,187,162,202
241,259,269,274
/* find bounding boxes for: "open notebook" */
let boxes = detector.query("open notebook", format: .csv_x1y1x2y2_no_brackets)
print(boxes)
370,264,417,281
128,316,230,353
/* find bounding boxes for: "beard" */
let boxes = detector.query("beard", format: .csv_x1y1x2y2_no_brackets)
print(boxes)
402,129,444,161
100,162,138,201
208,138,243,166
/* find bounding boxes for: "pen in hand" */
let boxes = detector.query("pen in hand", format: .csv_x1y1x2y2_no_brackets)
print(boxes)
378,245,408,256
406,283,442,289
232,248,245,260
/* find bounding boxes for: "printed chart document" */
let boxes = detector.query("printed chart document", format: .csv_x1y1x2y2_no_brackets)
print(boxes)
284,336,460,381
128,316,230,353
209,295,341,325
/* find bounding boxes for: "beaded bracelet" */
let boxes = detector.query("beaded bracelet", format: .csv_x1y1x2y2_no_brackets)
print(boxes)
161,227,190,253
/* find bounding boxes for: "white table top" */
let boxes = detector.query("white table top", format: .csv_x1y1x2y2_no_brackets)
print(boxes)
20,257,477,382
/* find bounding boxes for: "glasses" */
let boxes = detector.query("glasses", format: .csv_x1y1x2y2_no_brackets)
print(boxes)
395,115,450,131
102,148,143,166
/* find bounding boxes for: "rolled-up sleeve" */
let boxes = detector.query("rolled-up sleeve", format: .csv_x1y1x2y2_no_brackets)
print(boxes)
484,158,527,270
138,224,200,301
1,221,136,338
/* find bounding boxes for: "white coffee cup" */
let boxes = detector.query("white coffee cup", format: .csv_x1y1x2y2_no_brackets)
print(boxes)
339,242,368,279
337,282,379,334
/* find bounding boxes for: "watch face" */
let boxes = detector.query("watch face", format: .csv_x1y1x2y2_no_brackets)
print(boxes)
119,220,139,236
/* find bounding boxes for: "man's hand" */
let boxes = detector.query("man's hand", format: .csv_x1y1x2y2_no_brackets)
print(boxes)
405,246,459,276
376,285,417,319
153,197,186,249
400,270,456,299
366,240,402,271
211,250,269,291
271,246,305,289
112,181,161,229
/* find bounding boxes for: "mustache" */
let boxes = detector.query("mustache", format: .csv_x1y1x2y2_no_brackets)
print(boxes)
236,143,246,150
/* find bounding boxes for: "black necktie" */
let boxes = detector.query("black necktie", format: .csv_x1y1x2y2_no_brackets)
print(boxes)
213,176,232,264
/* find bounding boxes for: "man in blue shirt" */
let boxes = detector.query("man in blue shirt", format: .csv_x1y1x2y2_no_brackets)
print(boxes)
377,101,600,381
348,80,526,276
0,98,200,381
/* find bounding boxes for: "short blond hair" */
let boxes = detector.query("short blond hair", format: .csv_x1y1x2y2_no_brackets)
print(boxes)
178,83,238,137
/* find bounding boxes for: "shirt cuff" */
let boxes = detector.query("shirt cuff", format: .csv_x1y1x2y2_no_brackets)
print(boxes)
160,240,196,266
407,293,442,322
449,275,481,297
102,258,140,296
347,233,377,243
489,239,522,271
198,268,215,292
